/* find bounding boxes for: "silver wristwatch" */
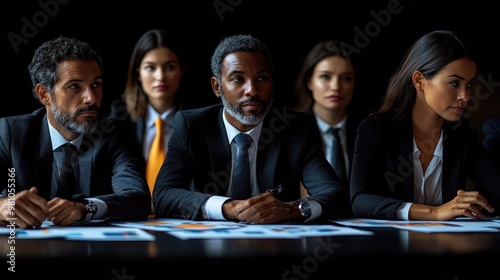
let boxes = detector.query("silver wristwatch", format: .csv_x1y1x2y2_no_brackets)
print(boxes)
79,199,97,223
295,198,311,219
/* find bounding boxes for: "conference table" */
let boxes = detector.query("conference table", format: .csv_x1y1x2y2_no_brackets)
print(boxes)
2,218,499,279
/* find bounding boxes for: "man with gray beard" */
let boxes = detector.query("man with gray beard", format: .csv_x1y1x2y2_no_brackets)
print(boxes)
0,37,151,229
153,34,350,224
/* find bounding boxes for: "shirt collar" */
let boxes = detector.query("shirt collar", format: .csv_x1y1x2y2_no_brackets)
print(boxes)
222,109,263,145
315,114,347,133
146,104,175,128
47,118,84,151
413,129,444,158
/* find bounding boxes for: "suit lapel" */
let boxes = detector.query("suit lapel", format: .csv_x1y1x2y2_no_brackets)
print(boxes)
256,112,281,192
256,140,279,192
395,119,415,200
35,115,55,199
206,110,232,195
136,118,146,149
441,125,460,202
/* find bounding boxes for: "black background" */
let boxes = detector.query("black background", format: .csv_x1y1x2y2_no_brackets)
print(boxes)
3,0,499,136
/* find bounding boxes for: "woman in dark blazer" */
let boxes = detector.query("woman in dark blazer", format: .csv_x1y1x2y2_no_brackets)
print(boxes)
482,117,500,164
350,30,500,221
292,40,364,192
108,29,188,202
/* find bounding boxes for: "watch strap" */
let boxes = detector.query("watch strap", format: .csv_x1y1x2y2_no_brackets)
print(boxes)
79,199,97,223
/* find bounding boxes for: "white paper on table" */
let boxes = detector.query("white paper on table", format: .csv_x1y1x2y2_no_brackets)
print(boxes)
332,218,500,233
168,223,373,240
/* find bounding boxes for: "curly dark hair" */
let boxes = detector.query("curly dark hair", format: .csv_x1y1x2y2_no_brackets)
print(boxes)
210,34,273,81
27,36,103,104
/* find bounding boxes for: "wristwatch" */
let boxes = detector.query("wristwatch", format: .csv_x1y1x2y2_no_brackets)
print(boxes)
79,199,97,223
295,198,311,219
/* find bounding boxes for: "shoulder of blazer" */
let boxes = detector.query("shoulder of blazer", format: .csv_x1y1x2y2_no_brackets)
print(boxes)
90,116,135,140
10,107,47,122
179,104,222,119
0,107,45,139
263,106,309,127
357,114,411,146
443,118,478,146
174,104,223,129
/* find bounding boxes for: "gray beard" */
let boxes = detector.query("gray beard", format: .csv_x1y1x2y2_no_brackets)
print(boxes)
51,103,98,135
220,89,272,126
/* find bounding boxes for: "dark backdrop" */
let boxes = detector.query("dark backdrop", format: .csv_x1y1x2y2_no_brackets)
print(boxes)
3,0,499,135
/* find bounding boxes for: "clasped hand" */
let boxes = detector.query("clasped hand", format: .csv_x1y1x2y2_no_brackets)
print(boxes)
0,187,85,229
222,192,302,224
436,189,495,220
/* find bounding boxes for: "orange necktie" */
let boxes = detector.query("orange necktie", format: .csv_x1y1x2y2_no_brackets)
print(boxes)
146,117,165,196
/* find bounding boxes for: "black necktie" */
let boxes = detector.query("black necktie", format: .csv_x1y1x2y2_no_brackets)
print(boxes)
231,133,253,199
57,143,78,199
329,127,346,184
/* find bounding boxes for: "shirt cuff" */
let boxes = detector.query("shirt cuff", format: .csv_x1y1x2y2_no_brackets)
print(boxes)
86,198,107,220
397,202,412,220
304,199,322,222
202,196,231,220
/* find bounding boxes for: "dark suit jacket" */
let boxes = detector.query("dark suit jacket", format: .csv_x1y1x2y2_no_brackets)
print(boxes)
350,114,500,219
309,110,362,188
152,104,350,221
108,99,146,153
0,108,151,221
108,98,179,155
482,118,500,164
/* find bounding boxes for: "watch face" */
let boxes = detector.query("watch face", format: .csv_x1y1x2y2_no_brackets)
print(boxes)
84,200,97,213
80,200,97,223
299,200,311,218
